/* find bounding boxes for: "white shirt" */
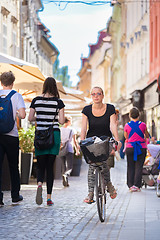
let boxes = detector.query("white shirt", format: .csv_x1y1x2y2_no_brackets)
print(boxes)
60,127,76,153
0,89,26,137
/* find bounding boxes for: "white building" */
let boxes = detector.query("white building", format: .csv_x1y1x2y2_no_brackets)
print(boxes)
0,0,20,58
88,29,112,103
21,0,59,77
117,0,150,123
0,0,59,78
125,0,149,98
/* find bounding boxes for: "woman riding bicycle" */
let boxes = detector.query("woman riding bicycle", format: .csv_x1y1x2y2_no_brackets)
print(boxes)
80,86,121,203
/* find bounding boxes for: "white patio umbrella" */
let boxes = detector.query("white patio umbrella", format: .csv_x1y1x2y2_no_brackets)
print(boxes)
0,52,66,94
0,52,89,114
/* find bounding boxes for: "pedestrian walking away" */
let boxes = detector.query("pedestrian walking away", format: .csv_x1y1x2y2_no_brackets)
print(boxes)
118,125,125,159
80,86,121,204
0,71,26,206
28,77,65,206
59,115,80,187
124,107,150,192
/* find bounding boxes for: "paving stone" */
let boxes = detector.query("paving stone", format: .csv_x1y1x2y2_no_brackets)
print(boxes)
1,158,160,239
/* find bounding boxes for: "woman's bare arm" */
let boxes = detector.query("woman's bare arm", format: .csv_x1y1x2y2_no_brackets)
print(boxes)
110,113,122,151
58,108,65,125
28,108,36,122
80,114,88,140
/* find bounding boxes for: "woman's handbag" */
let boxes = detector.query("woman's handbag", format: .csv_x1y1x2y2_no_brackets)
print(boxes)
59,130,72,157
34,106,58,150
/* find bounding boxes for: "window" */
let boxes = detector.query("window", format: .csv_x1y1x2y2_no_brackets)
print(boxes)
12,31,17,57
2,24,7,53
145,42,149,74
141,46,145,77
145,0,148,13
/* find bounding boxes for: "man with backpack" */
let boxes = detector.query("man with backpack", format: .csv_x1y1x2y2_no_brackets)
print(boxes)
0,71,26,206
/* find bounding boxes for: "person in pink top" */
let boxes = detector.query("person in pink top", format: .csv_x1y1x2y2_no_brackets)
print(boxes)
124,107,149,192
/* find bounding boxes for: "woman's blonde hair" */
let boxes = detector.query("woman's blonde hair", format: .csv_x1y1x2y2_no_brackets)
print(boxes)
91,86,104,95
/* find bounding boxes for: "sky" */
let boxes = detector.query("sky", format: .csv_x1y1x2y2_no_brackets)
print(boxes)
39,1,113,86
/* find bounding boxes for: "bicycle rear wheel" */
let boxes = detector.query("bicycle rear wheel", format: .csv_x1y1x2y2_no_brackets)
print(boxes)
95,168,106,222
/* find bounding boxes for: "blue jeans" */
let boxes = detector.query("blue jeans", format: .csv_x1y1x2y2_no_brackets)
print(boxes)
120,140,125,159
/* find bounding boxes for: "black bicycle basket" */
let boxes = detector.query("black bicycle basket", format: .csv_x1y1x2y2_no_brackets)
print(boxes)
80,136,113,164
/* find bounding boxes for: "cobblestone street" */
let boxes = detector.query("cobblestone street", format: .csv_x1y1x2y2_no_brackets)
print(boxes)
1,158,160,240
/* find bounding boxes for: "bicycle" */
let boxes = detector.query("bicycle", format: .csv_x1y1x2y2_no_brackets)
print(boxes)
80,136,117,222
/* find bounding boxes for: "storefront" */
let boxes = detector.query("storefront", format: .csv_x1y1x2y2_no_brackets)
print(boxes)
144,80,160,140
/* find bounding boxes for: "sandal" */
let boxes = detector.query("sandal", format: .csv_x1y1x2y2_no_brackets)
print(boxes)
106,182,117,199
84,192,95,204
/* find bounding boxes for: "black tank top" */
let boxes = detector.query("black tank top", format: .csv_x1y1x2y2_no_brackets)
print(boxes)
82,104,116,138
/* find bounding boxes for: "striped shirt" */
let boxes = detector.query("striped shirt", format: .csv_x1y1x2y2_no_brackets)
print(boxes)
30,96,65,131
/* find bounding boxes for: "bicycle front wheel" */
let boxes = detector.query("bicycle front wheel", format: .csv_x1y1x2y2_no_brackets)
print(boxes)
95,168,106,222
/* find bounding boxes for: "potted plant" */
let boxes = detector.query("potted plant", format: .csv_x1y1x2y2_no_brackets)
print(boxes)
71,150,83,176
18,126,35,184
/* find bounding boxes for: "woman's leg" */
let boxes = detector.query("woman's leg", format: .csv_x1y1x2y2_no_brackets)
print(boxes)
61,156,66,175
62,152,74,187
88,164,95,193
46,154,56,199
126,148,135,188
102,161,117,199
36,155,47,205
64,152,73,176
37,155,46,185
84,164,95,203
134,148,146,188
102,161,110,184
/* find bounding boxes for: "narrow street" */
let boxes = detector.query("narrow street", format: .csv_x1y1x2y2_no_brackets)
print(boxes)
0,158,160,240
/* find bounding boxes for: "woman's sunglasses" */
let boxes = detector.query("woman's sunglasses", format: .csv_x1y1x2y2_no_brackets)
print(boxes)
91,92,102,97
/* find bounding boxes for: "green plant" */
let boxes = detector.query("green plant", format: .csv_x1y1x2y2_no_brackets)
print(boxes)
18,126,35,153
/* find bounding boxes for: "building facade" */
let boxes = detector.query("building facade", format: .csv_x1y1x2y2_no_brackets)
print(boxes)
77,58,91,98
0,0,20,58
21,0,59,77
145,0,160,139
77,29,112,103
108,2,122,104
110,0,150,126
0,0,59,78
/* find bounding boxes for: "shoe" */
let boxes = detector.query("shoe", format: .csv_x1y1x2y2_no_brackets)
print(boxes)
129,186,141,192
106,182,117,199
84,192,95,204
129,186,136,192
12,195,23,204
36,185,43,205
157,179,160,184
47,199,54,206
136,187,141,192
0,199,4,206
62,175,69,187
